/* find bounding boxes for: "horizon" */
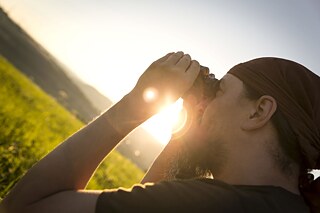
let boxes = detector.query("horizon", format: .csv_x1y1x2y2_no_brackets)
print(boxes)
0,0,319,145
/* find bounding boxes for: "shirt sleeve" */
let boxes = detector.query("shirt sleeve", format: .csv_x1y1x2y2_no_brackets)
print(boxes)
95,178,309,213
95,181,190,213
95,179,239,213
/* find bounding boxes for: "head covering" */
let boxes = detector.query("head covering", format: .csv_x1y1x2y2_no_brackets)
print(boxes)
227,57,320,169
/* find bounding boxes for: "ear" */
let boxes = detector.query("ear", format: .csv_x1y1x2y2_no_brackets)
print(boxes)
241,95,277,131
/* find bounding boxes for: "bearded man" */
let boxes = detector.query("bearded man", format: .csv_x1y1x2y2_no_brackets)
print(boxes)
1,52,319,213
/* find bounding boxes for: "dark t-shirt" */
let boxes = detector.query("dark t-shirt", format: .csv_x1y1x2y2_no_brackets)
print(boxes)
95,178,309,213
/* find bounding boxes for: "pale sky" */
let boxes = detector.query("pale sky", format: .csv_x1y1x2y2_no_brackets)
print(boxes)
1,0,319,101
0,0,320,144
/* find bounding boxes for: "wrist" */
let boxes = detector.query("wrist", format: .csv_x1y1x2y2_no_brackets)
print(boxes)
125,86,168,119
102,90,157,135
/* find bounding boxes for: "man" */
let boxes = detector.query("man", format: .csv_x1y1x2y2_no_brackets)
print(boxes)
1,52,319,212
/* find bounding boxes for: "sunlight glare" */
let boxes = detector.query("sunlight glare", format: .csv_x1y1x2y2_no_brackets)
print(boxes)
143,87,158,102
142,99,187,145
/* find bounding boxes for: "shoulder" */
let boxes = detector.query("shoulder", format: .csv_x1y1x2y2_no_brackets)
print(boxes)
96,178,243,212
96,178,309,213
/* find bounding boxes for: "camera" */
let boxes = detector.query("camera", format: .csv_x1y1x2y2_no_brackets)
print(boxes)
182,65,219,103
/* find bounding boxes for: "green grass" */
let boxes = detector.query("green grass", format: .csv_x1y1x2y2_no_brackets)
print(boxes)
0,56,144,199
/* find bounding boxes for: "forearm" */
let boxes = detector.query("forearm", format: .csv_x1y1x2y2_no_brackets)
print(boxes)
141,137,182,183
3,92,149,208
1,51,200,212
141,95,200,184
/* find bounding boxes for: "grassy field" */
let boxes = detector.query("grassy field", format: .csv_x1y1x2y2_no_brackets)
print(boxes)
0,56,144,199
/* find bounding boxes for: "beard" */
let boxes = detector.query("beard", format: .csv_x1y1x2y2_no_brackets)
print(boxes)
166,131,228,180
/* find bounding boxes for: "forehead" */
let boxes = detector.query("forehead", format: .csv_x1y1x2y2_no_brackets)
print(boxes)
219,74,248,101
220,74,243,88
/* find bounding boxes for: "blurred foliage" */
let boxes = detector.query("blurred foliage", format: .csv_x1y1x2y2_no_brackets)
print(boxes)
0,56,144,199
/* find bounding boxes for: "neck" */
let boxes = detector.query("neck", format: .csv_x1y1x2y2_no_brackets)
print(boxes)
212,143,300,195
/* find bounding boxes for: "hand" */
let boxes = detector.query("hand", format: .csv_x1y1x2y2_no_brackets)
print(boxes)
130,51,200,116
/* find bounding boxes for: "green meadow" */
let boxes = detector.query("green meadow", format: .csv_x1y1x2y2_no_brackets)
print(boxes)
0,56,144,199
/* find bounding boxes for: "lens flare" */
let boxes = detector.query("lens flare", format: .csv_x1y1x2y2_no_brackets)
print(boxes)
142,99,188,145
143,87,158,102
171,106,188,134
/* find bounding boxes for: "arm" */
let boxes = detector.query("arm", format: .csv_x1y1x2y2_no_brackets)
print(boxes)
141,137,182,184
0,52,200,213
141,95,201,183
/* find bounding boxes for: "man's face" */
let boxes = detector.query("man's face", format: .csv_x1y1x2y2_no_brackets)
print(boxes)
200,74,250,144
169,74,252,178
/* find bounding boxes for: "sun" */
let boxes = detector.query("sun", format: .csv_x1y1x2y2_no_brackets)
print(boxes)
142,98,187,145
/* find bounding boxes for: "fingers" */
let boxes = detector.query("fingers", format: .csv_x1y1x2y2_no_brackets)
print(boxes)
166,51,184,64
164,51,199,70
185,60,200,78
154,52,174,63
155,51,200,79
157,51,195,66
166,52,200,86
154,51,186,65
176,54,191,69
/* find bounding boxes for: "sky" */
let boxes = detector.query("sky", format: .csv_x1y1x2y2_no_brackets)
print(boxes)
0,0,320,144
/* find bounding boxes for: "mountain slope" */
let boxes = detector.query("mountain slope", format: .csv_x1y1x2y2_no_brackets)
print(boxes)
68,73,113,112
0,7,164,171
0,8,98,123
0,55,144,198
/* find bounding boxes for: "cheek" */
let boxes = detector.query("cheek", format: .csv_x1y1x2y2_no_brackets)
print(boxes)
200,104,223,138
200,100,241,137
201,99,225,126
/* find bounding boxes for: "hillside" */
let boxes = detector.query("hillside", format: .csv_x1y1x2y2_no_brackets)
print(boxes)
0,7,164,171
0,8,100,123
0,56,144,198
